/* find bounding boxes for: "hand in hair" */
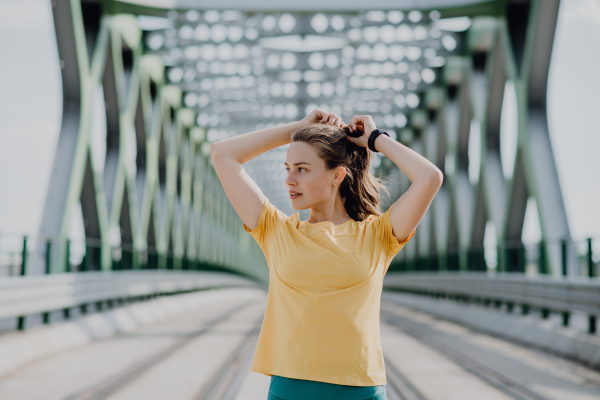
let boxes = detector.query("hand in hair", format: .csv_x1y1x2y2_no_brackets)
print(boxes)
301,109,344,128
346,115,377,148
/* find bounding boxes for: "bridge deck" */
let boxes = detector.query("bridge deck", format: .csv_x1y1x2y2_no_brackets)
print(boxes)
0,288,599,400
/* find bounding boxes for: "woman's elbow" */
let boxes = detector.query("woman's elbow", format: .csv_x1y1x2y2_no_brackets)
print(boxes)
428,168,444,189
210,142,223,162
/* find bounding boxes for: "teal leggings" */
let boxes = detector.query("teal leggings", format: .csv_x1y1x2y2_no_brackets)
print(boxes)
268,375,387,400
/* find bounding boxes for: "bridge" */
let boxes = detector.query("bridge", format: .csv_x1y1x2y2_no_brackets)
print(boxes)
0,0,599,399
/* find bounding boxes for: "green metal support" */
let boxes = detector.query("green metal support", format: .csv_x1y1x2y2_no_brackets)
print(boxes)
561,239,568,276
20,236,28,276
45,239,52,275
562,312,570,327
133,249,141,269
65,239,70,272
587,238,594,277
84,244,91,272
539,240,547,274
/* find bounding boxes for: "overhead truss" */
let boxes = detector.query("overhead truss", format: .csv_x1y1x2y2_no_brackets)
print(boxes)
33,0,575,278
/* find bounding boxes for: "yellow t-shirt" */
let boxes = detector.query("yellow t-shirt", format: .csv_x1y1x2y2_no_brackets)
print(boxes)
243,197,415,386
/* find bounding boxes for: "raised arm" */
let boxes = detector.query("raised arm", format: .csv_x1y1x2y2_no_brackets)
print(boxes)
210,109,344,231
346,115,443,243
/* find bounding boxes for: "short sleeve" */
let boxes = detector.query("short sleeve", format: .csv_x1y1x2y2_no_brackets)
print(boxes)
370,203,416,256
243,197,288,248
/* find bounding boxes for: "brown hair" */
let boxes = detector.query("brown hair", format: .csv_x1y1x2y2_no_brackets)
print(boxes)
290,123,389,221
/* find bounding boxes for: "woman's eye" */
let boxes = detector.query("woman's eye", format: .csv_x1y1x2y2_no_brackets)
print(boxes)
285,168,306,172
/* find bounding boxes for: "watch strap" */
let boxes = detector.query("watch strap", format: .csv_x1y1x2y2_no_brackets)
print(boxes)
368,129,389,152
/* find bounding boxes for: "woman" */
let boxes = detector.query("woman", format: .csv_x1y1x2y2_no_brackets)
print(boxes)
211,109,443,400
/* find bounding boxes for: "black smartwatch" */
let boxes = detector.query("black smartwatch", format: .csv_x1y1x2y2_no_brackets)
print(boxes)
368,129,389,153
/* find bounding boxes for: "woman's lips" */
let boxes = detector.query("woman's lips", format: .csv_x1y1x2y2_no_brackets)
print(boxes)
289,192,302,199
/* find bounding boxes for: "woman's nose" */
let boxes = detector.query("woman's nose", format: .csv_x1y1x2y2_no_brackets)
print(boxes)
285,174,296,186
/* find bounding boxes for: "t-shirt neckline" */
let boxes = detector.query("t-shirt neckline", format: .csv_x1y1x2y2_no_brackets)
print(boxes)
300,218,354,228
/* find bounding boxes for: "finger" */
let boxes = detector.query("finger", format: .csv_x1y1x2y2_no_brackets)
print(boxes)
347,116,356,131
349,115,363,130
350,120,363,132
319,113,329,123
314,109,325,120
334,116,343,127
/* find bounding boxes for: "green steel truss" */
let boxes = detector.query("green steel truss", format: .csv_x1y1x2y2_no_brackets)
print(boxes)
32,0,266,281
33,0,574,279
384,0,576,276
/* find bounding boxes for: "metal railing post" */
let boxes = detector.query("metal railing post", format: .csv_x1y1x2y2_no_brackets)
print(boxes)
20,236,28,276
133,249,140,269
496,244,503,273
539,240,547,274
562,312,570,327
65,239,71,272
587,238,594,277
45,239,52,275
84,244,91,271
518,241,526,273
561,239,568,276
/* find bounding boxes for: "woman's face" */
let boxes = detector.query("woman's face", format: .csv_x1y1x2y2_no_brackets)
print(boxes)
284,142,341,209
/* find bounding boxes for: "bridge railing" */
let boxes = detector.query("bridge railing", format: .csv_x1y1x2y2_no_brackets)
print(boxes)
383,271,600,334
0,270,264,330
0,231,268,283
388,236,599,277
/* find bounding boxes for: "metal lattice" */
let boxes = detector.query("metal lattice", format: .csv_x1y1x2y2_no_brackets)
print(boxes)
140,9,461,213
32,1,266,281
33,0,574,279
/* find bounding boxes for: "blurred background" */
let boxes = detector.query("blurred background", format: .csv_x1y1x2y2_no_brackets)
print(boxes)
0,1,599,399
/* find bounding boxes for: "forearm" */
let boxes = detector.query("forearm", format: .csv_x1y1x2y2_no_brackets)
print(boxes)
210,120,303,164
374,134,442,184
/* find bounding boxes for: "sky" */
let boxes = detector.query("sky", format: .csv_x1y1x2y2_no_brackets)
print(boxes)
0,0,598,257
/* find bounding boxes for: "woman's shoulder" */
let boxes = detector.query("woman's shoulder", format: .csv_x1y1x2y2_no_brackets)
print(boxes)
355,213,379,227
264,198,297,225
352,211,389,234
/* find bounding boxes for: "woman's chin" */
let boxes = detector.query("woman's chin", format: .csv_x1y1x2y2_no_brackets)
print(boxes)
290,200,308,210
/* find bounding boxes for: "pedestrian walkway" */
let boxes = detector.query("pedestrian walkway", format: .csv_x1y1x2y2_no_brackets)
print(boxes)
0,289,599,400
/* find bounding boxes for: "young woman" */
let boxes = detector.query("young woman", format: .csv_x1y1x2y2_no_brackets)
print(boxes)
210,109,443,400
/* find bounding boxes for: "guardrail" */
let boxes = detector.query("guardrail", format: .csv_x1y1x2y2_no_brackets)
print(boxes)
386,236,598,276
0,231,268,283
0,270,264,330
383,272,600,334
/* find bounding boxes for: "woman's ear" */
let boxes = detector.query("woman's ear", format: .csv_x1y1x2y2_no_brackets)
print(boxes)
334,166,347,185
